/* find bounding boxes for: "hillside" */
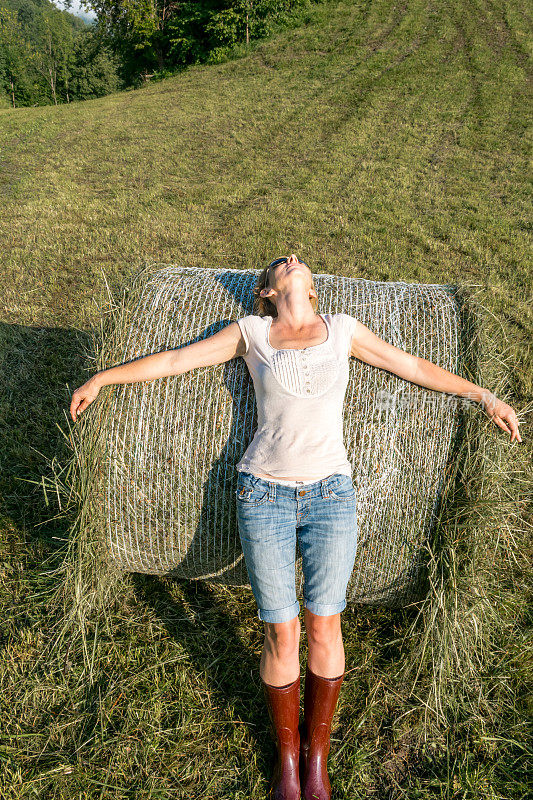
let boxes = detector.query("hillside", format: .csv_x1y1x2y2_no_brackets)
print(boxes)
1,0,530,393
0,1,531,797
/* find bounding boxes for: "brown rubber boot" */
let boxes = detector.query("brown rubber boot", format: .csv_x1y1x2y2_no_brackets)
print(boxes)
299,664,344,800
261,674,301,800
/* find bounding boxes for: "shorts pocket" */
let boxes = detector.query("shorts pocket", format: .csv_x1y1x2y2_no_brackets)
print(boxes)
236,472,270,506
328,474,356,502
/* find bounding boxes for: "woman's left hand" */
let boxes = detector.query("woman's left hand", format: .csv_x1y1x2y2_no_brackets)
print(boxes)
480,391,522,442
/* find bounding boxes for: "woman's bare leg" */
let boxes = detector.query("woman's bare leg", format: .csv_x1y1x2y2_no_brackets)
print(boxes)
304,609,344,677
260,616,301,685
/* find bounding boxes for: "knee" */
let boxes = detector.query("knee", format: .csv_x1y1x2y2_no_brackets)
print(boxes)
264,616,301,658
305,614,341,648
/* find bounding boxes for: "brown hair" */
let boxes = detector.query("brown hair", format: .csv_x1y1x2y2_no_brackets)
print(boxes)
252,264,319,318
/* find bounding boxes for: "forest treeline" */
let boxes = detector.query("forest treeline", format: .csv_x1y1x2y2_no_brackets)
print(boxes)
0,0,321,108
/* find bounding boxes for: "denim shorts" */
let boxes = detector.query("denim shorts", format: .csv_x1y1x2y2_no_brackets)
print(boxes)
236,471,358,623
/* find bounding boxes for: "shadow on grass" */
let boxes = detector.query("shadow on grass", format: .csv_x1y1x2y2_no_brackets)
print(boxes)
0,321,94,551
130,572,274,785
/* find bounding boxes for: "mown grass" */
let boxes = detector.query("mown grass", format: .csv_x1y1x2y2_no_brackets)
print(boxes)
0,0,531,797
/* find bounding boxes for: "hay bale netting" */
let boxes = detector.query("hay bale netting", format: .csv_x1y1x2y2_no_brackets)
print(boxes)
84,264,474,607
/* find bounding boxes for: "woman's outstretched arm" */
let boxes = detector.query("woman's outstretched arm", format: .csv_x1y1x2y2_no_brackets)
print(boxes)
349,319,522,442
69,321,245,422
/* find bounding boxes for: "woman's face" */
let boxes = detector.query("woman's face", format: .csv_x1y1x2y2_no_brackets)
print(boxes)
267,254,311,287
262,254,317,309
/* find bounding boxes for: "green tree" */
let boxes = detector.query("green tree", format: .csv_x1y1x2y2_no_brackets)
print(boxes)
207,1,310,49
84,0,179,76
34,4,74,103
0,6,36,106
69,26,120,100
0,0,116,106
79,1,312,83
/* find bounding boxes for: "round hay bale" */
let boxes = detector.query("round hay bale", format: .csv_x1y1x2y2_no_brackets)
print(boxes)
86,264,471,607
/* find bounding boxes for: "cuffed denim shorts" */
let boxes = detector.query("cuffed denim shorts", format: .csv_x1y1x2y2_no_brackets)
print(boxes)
236,471,358,623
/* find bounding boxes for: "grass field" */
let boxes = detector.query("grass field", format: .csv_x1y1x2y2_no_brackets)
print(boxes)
0,0,531,797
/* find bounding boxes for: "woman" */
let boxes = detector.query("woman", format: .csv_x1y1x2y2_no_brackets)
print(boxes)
70,255,521,800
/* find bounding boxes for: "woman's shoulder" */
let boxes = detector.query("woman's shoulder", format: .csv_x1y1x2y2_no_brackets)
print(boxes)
329,313,359,356
234,314,268,355
331,311,358,321
328,312,358,330
331,311,360,329
235,313,269,328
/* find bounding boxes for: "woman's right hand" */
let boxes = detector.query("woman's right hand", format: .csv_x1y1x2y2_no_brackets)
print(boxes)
70,376,101,422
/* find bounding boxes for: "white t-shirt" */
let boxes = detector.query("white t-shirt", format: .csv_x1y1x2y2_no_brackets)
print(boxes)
235,312,359,480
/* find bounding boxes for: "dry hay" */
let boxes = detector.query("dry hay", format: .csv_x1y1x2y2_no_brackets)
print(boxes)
66,263,483,609
41,261,527,741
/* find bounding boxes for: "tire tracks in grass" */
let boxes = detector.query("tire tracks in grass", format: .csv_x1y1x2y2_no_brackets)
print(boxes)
203,0,432,245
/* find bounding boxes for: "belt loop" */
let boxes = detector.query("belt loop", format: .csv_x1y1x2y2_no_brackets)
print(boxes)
320,477,330,499
268,480,276,502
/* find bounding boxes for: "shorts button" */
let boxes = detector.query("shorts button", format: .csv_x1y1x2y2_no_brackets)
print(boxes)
298,490,306,496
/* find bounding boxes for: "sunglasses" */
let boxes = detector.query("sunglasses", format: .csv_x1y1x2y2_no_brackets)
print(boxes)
267,257,309,270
